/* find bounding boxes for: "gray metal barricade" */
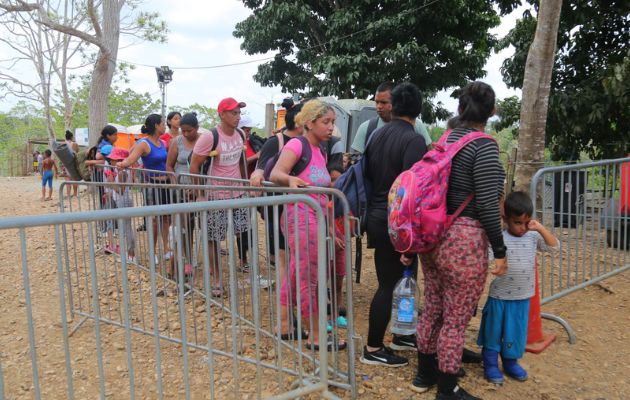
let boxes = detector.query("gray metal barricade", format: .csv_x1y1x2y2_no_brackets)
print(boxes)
531,157,630,343
58,179,358,398
0,195,350,399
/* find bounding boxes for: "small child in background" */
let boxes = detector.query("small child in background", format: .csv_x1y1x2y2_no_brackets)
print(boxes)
478,191,559,384
40,149,58,201
104,147,136,263
327,159,350,329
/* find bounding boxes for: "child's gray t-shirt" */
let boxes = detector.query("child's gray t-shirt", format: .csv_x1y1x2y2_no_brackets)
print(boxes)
489,230,559,300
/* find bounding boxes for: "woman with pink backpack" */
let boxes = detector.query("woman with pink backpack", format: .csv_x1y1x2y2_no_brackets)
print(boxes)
407,82,507,400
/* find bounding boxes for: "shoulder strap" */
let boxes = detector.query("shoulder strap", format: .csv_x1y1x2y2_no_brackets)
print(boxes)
364,121,381,153
277,132,285,152
292,136,314,176
445,131,495,223
209,128,220,154
448,131,495,154
365,117,379,144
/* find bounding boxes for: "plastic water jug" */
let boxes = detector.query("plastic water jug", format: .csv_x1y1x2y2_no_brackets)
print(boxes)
391,268,419,335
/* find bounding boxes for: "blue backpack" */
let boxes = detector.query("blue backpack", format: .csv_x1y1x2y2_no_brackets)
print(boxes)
333,126,380,232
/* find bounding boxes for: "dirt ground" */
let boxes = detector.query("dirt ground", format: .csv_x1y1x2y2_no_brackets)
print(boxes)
1,175,629,400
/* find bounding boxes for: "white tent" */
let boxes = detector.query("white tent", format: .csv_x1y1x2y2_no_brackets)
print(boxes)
126,124,144,135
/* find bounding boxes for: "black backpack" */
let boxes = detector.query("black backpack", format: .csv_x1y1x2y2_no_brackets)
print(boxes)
189,128,246,176
263,135,326,181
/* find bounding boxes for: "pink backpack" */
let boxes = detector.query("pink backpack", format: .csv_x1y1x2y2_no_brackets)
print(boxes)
388,131,496,253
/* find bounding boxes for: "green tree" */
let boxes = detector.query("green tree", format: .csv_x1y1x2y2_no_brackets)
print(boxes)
58,83,160,129
172,104,220,130
498,1,630,160
494,96,521,134
0,0,167,145
234,0,509,122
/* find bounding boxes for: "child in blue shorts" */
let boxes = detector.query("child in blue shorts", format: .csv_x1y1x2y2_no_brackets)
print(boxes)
40,149,58,201
478,191,559,384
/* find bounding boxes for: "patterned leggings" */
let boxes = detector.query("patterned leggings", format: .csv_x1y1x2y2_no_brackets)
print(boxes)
416,217,489,374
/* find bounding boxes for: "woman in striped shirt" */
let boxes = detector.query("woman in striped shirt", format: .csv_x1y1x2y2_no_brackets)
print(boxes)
410,82,507,400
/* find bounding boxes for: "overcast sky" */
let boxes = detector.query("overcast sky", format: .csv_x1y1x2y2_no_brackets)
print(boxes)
1,0,526,128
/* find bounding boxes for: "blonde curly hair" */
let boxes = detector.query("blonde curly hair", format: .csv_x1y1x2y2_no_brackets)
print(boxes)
295,99,334,129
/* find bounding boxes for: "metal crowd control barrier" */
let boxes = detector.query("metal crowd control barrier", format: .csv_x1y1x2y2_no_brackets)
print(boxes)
1,195,353,399
58,177,358,398
530,157,630,343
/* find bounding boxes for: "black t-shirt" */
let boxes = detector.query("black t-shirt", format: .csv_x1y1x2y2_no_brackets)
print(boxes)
366,119,428,213
256,133,292,170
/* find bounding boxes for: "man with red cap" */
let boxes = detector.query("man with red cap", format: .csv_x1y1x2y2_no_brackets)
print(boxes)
190,97,251,295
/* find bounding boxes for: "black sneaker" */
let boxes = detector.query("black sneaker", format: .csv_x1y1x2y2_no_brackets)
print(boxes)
461,348,482,364
360,346,408,368
390,334,417,351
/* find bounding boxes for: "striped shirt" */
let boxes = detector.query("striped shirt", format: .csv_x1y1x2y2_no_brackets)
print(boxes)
490,230,558,300
446,127,506,257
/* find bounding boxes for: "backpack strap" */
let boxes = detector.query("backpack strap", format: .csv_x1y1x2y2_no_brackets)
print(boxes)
208,128,220,156
445,131,496,223
277,132,285,152
291,136,313,176
235,127,248,178
365,117,379,146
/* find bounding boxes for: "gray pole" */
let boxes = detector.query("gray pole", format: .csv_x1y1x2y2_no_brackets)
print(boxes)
265,103,275,137
160,82,167,118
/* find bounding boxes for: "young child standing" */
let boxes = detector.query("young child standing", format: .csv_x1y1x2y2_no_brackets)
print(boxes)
477,191,559,384
328,160,349,329
104,147,136,262
40,149,58,201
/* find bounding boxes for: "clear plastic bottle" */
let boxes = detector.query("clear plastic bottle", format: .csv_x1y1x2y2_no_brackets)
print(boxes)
391,268,419,335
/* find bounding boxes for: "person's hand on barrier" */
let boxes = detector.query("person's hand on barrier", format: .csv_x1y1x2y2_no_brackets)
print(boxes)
491,257,508,276
249,170,264,197
288,176,308,188
400,253,414,266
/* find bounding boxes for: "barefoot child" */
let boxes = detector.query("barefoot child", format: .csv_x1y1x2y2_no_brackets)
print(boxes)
40,150,58,201
478,191,559,384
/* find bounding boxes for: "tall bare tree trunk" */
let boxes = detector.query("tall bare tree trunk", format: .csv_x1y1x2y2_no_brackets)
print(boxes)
514,0,563,193
88,0,122,145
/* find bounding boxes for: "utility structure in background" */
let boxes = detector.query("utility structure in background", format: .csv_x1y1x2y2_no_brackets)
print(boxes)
155,66,174,117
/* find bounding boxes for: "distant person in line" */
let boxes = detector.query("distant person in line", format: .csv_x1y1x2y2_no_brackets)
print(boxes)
360,82,427,368
118,114,172,264
37,151,44,175
33,151,40,174
250,98,304,292
40,149,58,201
238,115,264,178
166,112,201,279
64,130,80,197
160,111,181,149
477,191,558,385
350,81,432,153
190,97,251,297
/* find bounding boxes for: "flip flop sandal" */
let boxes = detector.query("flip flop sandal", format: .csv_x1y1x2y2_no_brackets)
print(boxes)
305,336,347,351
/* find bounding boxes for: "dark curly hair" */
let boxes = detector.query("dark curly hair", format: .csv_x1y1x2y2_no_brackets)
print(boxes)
391,82,423,119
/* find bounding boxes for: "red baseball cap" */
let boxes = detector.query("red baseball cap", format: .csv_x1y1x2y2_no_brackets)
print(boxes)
217,97,246,113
